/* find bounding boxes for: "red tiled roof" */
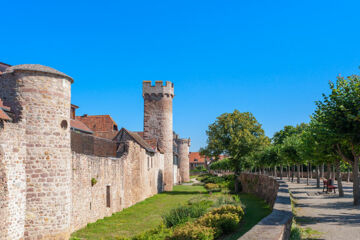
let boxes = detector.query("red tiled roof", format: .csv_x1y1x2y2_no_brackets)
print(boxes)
189,152,206,163
189,152,227,163
76,115,117,131
0,99,11,121
0,99,10,111
76,114,118,140
70,119,93,134
0,109,11,121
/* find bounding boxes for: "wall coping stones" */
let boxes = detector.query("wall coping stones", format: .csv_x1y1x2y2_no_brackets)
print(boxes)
239,174,293,240
4,64,74,83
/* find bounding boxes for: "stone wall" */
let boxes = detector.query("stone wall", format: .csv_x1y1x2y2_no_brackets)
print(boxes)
71,131,117,157
71,141,164,232
239,174,292,240
0,122,26,240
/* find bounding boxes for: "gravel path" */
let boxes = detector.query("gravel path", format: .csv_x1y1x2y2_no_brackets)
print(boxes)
287,178,360,240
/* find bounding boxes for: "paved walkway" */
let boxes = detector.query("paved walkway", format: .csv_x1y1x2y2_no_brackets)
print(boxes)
287,178,360,240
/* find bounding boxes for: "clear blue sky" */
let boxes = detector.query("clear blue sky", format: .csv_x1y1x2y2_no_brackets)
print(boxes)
2,0,360,151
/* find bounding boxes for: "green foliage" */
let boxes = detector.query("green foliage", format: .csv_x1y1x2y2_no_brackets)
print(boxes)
211,205,244,217
209,158,233,171
169,222,215,240
280,134,303,165
91,177,97,186
131,224,172,240
272,124,307,146
198,174,235,192
313,74,360,205
212,195,242,207
204,183,220,190
252,145,281,168
162,201,211,228
201,110,269,174
191,166,207,174
197,212,240,236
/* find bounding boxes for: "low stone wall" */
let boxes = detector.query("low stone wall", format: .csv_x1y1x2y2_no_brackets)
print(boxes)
239,174,293,240
71,141,164,232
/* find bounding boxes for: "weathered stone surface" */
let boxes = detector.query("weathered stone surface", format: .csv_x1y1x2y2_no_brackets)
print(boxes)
239,174,292,240
0,67,72,240
143,81,174,191
71,141,164,232
177,138,191,183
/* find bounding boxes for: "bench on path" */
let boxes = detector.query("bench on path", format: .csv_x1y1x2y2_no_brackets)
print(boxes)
322,179,337,194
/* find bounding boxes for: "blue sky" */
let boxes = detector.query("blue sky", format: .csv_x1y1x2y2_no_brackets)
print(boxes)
2,0,360,151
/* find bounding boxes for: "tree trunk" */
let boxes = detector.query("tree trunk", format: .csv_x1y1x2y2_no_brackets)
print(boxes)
321,163,324,178
332,164,336,183
291,165,295,182
234,171,240,193
297,164,301,183
336,159,344,197
316,165,320,188
307,163,310,185
310,163,313,179
280,165,283,180
301,165,304,178
274,166,277,177
347,167,350,182
327,163,331,179
288,165,291,181
353,157,360,206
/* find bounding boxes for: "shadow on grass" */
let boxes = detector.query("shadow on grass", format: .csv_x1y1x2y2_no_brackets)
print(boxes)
222,193,272,240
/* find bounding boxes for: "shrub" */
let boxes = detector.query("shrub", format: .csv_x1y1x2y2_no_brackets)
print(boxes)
162,202,209,227
168,222,215,240
211,205,244,218
197,212,240,235
204,183,220,190
213,195,242,207
131,224,172,240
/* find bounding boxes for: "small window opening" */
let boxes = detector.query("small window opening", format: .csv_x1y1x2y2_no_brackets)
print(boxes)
106,186,111,208
113,125,118,131
60,120,68,130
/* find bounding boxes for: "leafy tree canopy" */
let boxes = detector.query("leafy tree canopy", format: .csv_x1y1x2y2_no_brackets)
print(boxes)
201,110,268,174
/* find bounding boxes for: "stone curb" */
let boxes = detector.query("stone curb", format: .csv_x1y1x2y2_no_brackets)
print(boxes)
239,175,293,240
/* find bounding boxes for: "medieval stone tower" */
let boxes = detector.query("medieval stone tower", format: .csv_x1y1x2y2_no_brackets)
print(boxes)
177,138,191,183
143,81,174,191
0,65,73,239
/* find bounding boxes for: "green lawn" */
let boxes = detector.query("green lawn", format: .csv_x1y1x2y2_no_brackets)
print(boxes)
71,185,270,240
223,194,271,240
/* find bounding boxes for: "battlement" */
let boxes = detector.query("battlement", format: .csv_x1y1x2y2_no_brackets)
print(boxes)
143,80,174,97
176,138,191,146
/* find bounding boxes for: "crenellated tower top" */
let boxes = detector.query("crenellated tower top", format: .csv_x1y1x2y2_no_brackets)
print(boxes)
143,80,174,98
176,138,191,147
